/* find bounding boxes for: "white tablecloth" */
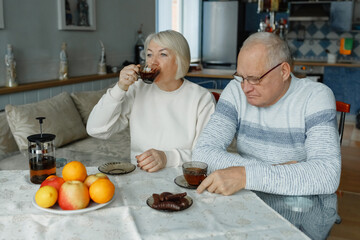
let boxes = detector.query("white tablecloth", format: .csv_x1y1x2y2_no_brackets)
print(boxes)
0,167,309,240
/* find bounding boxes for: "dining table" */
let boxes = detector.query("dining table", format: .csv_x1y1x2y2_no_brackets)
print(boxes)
0,153,338,240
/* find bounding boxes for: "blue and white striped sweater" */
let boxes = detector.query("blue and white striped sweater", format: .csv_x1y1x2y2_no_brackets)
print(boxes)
193,75,341,195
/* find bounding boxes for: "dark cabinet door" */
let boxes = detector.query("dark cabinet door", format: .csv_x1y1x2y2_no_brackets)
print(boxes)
330,2,353,32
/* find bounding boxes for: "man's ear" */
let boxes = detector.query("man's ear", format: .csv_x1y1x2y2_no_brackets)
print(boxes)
280,62,291,81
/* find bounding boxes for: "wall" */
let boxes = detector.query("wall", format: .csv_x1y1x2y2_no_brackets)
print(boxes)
0,0,155,86
287,22,360,62
245,2,360,62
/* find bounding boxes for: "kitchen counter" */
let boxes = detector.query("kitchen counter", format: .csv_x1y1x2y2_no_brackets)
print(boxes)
186,68,234,79
293,61,360,68
186,61,360,79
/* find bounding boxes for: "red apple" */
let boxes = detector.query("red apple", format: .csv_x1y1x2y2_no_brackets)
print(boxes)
58,181,90,210
40,176,65,192
84,173,109,188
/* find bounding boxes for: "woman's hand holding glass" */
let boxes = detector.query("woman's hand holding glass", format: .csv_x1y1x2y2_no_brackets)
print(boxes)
118,64,140,91
136,149,167,172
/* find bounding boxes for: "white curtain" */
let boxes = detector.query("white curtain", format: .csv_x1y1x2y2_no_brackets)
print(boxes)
156,0,201,62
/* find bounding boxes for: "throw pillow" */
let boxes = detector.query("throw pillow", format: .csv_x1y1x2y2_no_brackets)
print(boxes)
0,111,19,155
5,92,88,151
71,89,106,125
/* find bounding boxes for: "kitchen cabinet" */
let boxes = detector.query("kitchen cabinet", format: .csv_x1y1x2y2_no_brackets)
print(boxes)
353,0,360,30
323,67,360,115
330,1,353,32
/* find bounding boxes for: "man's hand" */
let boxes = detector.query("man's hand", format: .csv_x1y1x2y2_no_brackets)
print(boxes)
197,166,246,196
136,149,167,173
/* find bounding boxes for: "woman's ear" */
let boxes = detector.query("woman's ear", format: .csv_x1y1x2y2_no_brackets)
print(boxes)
281,62,291,81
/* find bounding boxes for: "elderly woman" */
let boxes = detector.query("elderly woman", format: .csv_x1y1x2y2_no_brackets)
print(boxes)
87,30,215,172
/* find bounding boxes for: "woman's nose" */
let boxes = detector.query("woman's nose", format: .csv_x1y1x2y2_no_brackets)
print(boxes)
151,56,159,65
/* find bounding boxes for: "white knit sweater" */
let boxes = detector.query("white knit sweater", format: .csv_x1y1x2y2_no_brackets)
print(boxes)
193,75,341,195
87,79,215,167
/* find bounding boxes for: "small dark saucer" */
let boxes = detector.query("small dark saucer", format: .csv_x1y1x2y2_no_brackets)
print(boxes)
174,175,198,189
98,162,136,175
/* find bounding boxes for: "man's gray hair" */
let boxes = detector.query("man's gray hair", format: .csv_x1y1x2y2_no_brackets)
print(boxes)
145,30,190,80
241,32,293,68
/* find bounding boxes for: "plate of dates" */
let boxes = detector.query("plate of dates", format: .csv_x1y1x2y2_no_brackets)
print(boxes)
146,192,193,212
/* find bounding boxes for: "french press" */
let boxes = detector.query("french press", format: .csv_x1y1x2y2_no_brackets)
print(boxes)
28,117,56,184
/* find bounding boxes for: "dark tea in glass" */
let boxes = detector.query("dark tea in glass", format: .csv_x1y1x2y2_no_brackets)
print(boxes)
182,161,208,186
29,156,56,184
139,64,160,84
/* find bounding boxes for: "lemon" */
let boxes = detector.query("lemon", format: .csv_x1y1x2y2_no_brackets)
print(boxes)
35,186,58,208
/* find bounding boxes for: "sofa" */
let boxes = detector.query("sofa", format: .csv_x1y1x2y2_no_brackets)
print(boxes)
0,90,131,170
0,88,235,171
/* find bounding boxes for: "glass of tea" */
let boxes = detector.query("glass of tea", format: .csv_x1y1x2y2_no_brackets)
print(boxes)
182,161,208,186
138,63,160,84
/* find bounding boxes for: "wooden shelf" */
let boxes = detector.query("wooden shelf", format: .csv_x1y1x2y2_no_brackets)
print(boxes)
0,73,118,95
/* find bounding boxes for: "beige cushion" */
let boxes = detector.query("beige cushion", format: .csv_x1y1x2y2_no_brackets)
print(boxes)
71,89,106,125
5,92,88,151
0,111,19,155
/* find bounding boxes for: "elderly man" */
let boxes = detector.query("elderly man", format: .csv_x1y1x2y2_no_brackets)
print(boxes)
193,32,341,196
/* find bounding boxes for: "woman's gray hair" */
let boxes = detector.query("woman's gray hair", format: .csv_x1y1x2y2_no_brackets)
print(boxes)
241,32,293,68
144,30,190,80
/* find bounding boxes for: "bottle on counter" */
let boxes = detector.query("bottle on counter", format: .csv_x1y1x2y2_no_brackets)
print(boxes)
258,20,266,32
278,18,287,39
258,0,264,13
135,24,145,65
263,0,271,11
265,15,273,32
271,0,279,12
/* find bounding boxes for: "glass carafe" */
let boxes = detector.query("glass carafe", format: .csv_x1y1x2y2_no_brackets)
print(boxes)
28,117,56,184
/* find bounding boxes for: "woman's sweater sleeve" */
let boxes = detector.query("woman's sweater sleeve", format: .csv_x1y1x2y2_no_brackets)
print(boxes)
86,83,134,139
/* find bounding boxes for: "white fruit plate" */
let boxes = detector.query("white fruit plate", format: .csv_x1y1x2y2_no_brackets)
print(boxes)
32,196,114,215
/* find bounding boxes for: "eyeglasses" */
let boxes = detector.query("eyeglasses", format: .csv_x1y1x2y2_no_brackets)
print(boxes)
233,62,283,85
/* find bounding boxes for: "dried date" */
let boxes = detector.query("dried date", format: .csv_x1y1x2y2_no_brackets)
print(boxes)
151,192,189,211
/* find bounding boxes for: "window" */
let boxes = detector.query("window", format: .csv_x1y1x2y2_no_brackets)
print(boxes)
156,0,201,62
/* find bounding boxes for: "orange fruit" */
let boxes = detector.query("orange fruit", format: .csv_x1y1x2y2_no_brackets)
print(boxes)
35,186,58,208
45,175,57,180
89,179,115,204
62,161,87,182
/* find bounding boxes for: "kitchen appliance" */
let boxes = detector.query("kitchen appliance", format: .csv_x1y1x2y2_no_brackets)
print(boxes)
28,117,56,184
293,65,324,82
288,2,331,22
202,0,238,69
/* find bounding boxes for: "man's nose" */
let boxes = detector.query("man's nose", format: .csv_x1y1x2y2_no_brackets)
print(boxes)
242,80,254,92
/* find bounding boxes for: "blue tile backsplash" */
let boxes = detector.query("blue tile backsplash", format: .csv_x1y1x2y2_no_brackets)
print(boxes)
287,21,360,62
